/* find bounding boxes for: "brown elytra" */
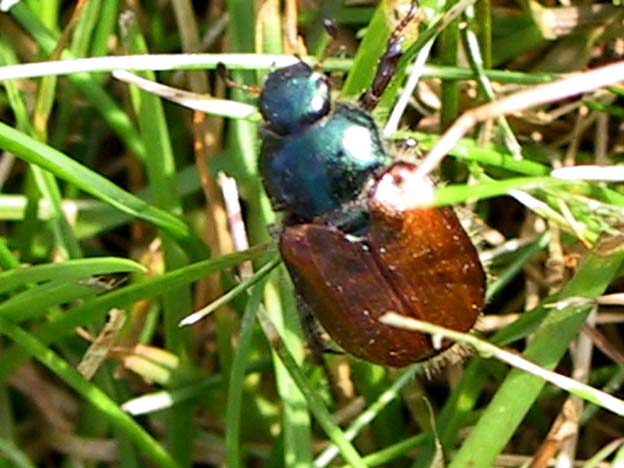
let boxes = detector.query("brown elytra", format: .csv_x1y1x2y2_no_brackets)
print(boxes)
279,162,485,367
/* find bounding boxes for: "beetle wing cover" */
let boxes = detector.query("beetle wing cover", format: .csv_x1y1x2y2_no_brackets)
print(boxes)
280,223,436,366
368,203,485,333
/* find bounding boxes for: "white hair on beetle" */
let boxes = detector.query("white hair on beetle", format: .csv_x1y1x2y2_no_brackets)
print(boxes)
372,165,435,211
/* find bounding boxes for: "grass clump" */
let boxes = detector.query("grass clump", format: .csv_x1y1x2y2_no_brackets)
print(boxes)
0,1,622,467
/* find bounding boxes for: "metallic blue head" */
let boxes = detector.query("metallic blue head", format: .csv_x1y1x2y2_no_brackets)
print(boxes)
259,62,331,136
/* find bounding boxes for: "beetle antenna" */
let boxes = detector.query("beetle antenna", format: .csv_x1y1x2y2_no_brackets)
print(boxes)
216,62,262,95
322,18,338,41
359,0,420,111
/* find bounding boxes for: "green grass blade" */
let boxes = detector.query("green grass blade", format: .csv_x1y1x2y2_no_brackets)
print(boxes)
448,238,624,468
0,315,180,468
0,122,193,245
225,279,266,468
9,2,146,159
0,245,269,382
0,257,144,294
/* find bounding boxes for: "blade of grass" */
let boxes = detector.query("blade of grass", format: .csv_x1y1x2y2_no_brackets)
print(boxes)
0,42,43,261
448,237,624,468
225,279,266,468
89,0,117,57
0,121,206,258
0,164,201,237
380,313,624,415
121,14,198,465
121,11,192,354
474,0,492,68
0,34,82,260
383,0,479,134
439,16,459,131
0,257,144,294
430,176,577,206
27,2,85,261
0,315,180,468
0,245,269,383
340,2,395,100
180,255,281,326
463,6,522,159
413,236,624,468
314,365,421,467
0,281,99,322
122,374,223,416
0,438,36,468
337,434,428,468
8,2,146,159
255,301,367,468
68,0,101,57
0,52,562,84
401,131,549,176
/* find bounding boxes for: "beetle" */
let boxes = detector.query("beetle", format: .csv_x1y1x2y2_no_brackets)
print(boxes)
255,1,485,366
